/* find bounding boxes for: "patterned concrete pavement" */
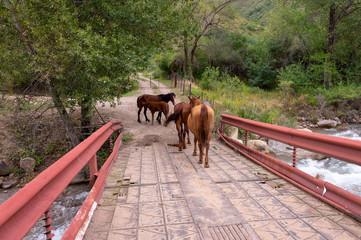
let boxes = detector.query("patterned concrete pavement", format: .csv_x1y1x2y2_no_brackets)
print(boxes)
83,138,361,240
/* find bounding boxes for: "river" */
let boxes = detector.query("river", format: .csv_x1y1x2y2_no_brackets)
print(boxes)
273,124,361,197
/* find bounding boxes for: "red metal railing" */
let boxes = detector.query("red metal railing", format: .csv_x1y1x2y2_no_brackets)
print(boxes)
218,114,361,220
0,121,122,240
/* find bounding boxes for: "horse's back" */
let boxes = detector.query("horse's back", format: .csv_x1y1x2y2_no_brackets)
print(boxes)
188,104,214,137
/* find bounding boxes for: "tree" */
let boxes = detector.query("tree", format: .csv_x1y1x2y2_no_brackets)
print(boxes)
184,0,236,82
293,0,361,86
1,0,182,146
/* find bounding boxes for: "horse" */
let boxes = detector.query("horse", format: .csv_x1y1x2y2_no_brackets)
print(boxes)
164,96,201,151
187,98,214,168
137,92,176,123
143,101,169,125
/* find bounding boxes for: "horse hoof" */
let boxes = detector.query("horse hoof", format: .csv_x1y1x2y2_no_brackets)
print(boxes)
138,120,141,123
198,160,202,164
204,164,210,168
146,119,150,122
193,153,197,156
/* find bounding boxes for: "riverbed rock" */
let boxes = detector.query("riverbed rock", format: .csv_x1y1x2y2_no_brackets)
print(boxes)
248,140,270,155
20,157,36,172
337,125,349,131
2,179,18,189
70,169,88,184
229,126,238,140
268,139,327,160
317,119,337,128
0,160,10,176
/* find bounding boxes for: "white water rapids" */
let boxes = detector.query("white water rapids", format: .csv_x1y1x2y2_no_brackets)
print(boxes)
272,124,361,197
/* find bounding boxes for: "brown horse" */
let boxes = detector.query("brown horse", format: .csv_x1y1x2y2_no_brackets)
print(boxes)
143,101,169,125
164,96,201,151
137,92,176,123
187,99,214,168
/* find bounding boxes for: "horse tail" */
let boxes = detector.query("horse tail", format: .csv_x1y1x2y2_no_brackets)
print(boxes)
137,96,141,108
199,105,208,145
164,106,182,127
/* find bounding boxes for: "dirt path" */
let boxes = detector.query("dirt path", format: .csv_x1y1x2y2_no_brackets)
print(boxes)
96,74,180,147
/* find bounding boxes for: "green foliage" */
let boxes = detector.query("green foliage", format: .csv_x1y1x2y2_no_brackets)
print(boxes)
307,52,341,86
199,67,246,91
122,133,133,143
277,63,309,92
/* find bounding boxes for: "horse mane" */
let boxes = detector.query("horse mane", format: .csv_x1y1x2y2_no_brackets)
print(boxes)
164,106,182,127
159,92,176,103
199,105,209,145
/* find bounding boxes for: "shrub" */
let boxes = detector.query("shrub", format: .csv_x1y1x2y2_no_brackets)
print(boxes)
277,63,309,92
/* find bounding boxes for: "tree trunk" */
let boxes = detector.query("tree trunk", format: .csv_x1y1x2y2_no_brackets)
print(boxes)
80,101,93,139
189,40,198,83
49,81,80,147
324,3,337,87
183,35,189,80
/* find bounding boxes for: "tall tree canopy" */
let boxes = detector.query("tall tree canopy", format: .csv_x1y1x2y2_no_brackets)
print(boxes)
1,0,183,146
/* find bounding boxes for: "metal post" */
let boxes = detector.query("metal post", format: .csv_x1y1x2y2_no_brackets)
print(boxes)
44,208,55,240
109,135,113,153
245,131,248,146
220,123,224,134
89,154,98,188
293,147,297,167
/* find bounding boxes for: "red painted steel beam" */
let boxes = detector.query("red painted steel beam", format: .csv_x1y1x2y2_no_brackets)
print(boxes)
62,133,123,239
220,114,361,166
218,116,361,220
0,121,121,240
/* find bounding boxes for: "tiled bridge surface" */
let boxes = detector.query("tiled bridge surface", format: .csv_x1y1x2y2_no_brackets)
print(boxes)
83,138,361,240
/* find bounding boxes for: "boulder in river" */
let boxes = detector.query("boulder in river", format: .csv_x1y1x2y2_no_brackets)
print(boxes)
248,140,270,155
20,157,36,173
2,179,18,189
317,120,337,128
0,160,10,176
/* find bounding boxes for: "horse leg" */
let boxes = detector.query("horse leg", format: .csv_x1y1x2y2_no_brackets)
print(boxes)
198,141,203,164
185,126,191,145
176,120,183,151
157,111,162,124
192,137,197,156
151,112,154,125
138,106,142,123
144,107,150,122
204,141,210,168
181,123,187,149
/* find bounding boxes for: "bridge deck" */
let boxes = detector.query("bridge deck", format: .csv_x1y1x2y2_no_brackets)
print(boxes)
83,138,361,240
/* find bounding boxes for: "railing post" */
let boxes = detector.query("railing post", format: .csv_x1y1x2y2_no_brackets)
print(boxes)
293,147,297,167
109,135,113,153
44,208,54,240
89,154,98,188
220,122,224,134
245,130,248,146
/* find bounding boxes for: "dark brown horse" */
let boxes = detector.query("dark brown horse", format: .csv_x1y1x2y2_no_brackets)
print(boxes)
143,101,169,125
187,99,214,168
164,96,201,151
137,92,176,123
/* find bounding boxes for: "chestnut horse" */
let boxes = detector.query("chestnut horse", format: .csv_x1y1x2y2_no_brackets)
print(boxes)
143,101,169,125
137,92,176,123
187,98,214,168
164,96,201,151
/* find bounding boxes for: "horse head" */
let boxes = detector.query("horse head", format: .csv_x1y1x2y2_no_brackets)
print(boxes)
170,92,176,105
188,96,201,109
